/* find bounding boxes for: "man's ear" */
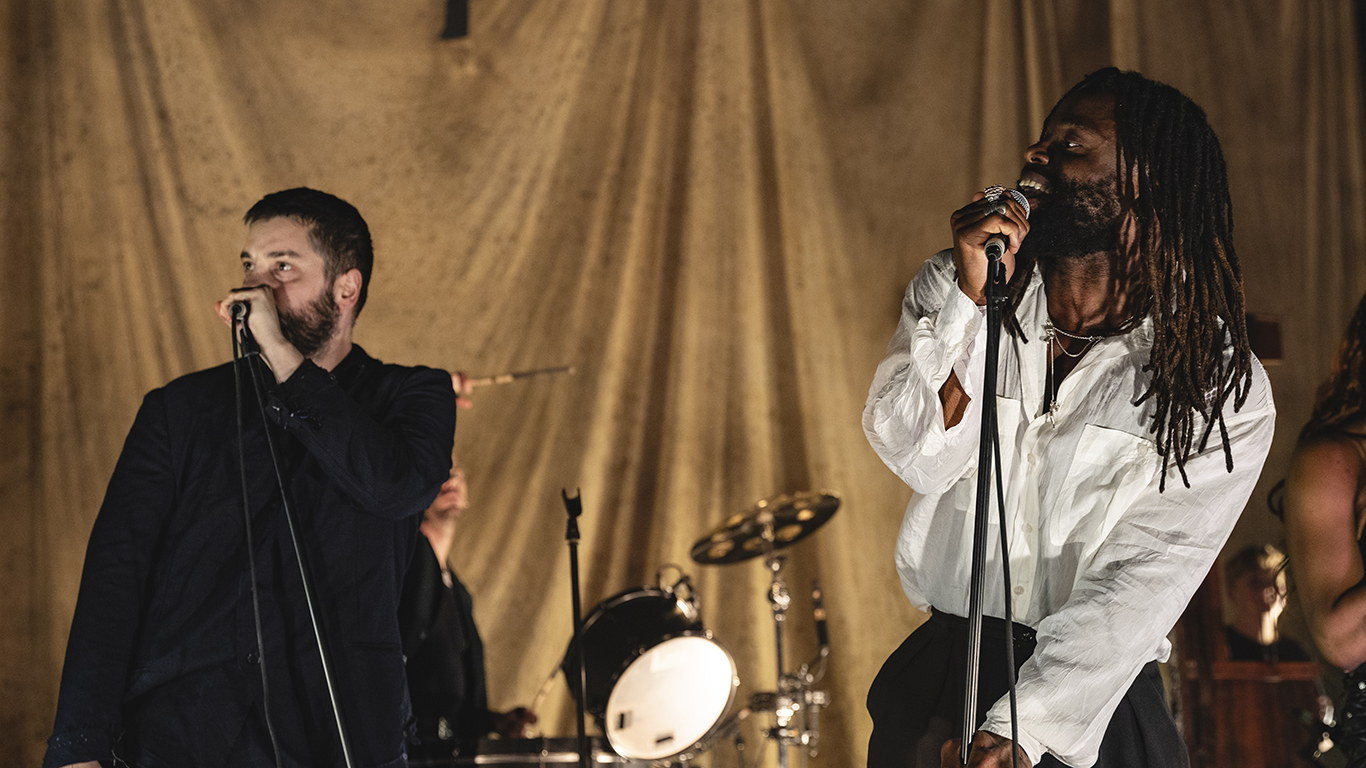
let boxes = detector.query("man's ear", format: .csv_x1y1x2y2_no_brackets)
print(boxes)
334,268,363,310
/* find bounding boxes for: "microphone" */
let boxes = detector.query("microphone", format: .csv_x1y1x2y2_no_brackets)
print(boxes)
983,186,1030,263
229,300,259,355
811,579,829,648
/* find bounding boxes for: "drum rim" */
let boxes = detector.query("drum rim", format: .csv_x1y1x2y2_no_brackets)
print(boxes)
567,586,710,720
580,586,699,638
603,634,740,763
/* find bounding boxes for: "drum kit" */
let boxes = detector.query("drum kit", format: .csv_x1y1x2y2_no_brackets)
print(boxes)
555,490,842,768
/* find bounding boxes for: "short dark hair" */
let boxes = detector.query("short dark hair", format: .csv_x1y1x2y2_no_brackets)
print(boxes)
1225,544,1277,585
244,188,374,318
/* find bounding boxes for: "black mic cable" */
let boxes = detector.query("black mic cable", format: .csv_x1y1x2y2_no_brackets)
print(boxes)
232,307,284,768
242,343,358,768
992,396,1020,768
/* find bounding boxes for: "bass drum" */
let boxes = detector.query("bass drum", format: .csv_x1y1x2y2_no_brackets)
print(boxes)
563,586,738,762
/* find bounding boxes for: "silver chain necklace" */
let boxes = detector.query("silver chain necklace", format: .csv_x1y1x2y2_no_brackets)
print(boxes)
1043,321,1103,420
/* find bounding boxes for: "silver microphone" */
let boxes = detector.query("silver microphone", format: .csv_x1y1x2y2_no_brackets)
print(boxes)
982,185,1030,262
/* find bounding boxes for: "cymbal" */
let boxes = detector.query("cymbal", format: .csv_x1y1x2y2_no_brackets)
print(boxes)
690,491,840,565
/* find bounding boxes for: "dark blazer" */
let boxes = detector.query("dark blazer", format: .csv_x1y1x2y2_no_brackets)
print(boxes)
45,346,456,768
398,542,492,758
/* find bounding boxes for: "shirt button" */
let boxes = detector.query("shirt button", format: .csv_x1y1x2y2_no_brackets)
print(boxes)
1023,524,1034,533
1013,586,1024,596
247,649,260,664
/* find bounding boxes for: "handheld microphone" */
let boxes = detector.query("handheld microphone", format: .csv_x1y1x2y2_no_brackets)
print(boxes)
229,300,259,355
983,186,1030,263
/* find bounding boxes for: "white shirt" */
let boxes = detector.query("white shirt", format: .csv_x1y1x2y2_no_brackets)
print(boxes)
863,250,1275,767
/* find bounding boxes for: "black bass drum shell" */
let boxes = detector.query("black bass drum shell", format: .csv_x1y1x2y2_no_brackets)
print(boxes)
561,586,705,720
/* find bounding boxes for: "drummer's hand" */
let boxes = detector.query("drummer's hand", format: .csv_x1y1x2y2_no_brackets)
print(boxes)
452,372,474,410
58,763,100,768
940,732,1032,768
493,707,538,739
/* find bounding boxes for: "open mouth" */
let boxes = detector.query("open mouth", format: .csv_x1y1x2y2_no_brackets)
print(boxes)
1016,178,1048,197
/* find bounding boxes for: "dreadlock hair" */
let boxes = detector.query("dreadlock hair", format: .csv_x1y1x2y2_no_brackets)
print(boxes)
1047,68,1253,490
1301,290,1366,439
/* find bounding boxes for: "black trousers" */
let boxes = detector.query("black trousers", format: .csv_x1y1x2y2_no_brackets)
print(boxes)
867,610,1189,768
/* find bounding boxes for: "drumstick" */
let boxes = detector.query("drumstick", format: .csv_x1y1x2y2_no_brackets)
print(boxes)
526,661,563,735
465,365,576,388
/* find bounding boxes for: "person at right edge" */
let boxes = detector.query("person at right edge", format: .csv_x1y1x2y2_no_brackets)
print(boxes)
862,68,1275,767
1282,289,1366,768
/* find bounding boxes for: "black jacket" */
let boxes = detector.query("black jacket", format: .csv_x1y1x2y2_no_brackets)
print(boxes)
398,543,492,758
45,346,456,768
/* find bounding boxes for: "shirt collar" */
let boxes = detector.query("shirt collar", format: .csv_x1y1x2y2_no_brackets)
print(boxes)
330,344,373,389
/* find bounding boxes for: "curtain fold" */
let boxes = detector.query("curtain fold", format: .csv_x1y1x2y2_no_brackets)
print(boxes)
3,2,1363,765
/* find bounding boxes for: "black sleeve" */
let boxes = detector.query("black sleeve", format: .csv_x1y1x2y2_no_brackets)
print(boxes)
398,541,443,661
267,361,457,520
45,390,176,768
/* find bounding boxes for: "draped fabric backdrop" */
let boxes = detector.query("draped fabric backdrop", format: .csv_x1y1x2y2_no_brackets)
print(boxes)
2,1,1363,765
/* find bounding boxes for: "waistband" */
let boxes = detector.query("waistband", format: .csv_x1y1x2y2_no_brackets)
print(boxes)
929,607,1038,650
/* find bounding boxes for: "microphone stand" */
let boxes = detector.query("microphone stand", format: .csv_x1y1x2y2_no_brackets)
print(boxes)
562,490,591,768
960,236,1019,768
232,304,357,768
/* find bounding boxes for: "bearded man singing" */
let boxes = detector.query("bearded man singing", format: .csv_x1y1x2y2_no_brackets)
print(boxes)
45,188,457,768
863,69,1275,768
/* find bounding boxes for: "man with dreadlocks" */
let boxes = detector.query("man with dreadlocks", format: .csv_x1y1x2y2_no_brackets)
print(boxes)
862,68,1274,768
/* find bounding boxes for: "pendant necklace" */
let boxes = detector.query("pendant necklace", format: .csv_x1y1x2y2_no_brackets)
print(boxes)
1043,321,1103,422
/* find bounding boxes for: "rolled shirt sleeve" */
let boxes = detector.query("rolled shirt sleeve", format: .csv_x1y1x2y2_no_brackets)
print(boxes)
864,250,990,496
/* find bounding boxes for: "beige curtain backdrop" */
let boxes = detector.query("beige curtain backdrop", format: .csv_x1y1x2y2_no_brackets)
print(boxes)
2,1,1363,765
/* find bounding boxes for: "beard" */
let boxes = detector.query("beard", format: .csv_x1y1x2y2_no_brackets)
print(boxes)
277,286,341,358
1017,175,1123,266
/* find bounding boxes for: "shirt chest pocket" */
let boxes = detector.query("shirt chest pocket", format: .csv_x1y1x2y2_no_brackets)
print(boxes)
1048,423,1157,555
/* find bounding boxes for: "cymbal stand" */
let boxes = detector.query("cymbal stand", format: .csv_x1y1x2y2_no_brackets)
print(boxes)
754,516,830,768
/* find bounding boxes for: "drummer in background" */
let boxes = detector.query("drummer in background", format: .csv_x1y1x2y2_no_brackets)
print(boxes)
399,374,537,759
1222,544,1309,663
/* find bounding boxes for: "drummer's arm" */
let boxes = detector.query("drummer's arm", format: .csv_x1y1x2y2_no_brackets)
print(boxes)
493,707,538,739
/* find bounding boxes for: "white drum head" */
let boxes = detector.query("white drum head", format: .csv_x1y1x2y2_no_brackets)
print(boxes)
604,635,737,761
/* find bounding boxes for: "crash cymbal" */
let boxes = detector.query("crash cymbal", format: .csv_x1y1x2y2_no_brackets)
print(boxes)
690,491,840,565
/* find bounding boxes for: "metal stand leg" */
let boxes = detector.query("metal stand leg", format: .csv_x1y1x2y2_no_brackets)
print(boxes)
767,552,791,768
747,515,831,768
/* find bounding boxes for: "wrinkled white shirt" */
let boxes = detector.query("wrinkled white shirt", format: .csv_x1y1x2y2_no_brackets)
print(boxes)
863,251,1275,767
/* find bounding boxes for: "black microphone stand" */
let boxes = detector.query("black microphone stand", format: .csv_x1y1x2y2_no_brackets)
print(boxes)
562,489,591,768
960,234,1020,768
